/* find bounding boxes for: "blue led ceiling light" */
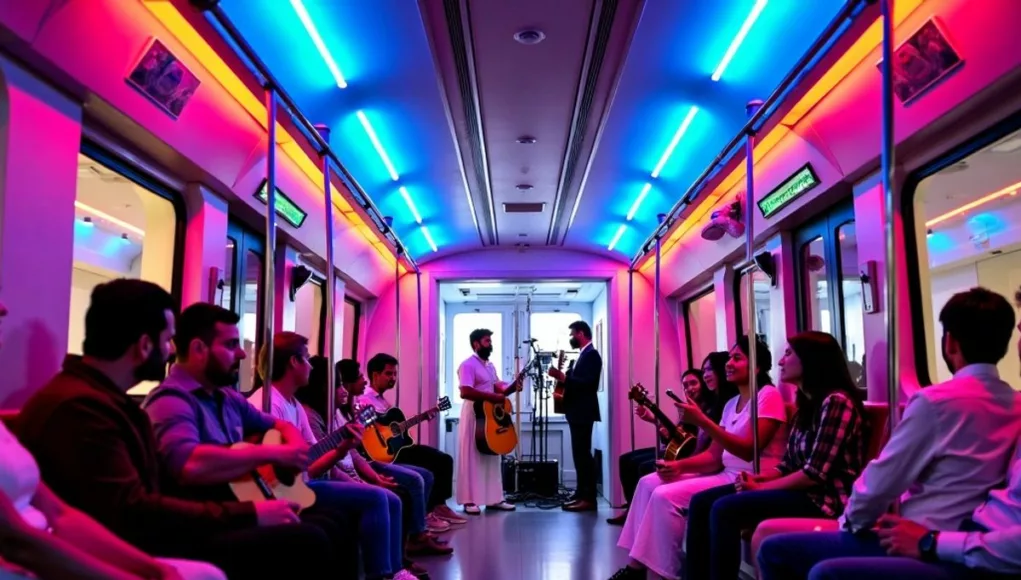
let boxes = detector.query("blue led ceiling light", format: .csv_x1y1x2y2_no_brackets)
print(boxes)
607,224,627,251
399,186,423,224
626,183,653,222
356,110,400,181
711,0,769,82
651,105,699,179
290,0,348,88
421,226,438,252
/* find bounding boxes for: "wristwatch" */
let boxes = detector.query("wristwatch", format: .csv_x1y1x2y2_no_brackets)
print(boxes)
918,530,940,562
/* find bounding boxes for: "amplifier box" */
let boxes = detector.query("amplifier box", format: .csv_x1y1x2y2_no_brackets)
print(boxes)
503,460,559,497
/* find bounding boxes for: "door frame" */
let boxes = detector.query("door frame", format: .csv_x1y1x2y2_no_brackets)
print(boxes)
793,198,856,349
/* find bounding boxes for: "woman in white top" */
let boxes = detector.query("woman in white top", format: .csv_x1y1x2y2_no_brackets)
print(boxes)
0,297,224,580
613,335,789,580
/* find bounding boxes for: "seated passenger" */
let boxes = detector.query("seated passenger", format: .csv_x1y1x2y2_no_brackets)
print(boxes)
14,280,334,579
357,353,461,522
758,287,1021,579
684,331,867,580
611,335,788,580
248,333,421,579
608,355,736,526
140,303,361,577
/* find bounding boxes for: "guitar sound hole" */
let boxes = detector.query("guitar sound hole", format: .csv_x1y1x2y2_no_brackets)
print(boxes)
389,423,402,435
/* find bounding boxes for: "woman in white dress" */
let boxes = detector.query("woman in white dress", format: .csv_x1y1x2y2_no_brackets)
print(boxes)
0,297,224,580
612,335,790,580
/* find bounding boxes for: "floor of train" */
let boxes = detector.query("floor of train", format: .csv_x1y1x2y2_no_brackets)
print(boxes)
418,499,630,579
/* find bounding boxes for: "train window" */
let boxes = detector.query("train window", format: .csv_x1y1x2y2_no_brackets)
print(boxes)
684,290,717,368
225,222,265,393
449,311,503,409
908,123,1021,389
294,277,324,356
343,297,361,360
794,199,863,387
736,267,784,382
71,150,180,396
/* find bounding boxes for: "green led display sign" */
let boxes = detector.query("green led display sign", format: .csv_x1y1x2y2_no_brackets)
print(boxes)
254,180,308,228
757,163,821,218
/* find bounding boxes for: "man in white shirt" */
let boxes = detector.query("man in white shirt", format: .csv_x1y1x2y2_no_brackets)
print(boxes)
758,287,1021,579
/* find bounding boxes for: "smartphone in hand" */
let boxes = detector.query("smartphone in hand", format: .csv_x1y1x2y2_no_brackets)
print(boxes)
665,389,687,404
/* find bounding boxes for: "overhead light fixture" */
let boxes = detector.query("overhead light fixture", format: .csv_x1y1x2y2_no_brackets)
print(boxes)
356,110,399,181
399,186,422,224
421,226,438,252
516,136,537,144
290,0,347,88
627,183,653,221
651,106,699,178
926,178,1021,228
608,224,627,251
516,184,533,191
75,201,145,236
711,0,768,82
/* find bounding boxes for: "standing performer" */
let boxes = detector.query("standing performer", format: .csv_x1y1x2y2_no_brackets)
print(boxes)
548,320,603,512
455,328,519,515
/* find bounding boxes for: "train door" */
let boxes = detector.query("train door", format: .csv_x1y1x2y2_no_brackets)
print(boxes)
794,199,866,387
223,221,265,392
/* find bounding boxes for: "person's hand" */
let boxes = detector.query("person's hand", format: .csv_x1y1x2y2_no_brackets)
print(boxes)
426,409,438,420
493,393,507,404
636,406,655,424
876,514,928,559
341,423,364,445
548,368,565,382
658,427,671,440
655,459,685,482
255,500,301,526
272,445,308,471
735,471,761,493
673,400,709,429
376,474,400,490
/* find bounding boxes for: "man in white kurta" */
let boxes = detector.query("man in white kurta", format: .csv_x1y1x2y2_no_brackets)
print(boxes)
455,328,517,514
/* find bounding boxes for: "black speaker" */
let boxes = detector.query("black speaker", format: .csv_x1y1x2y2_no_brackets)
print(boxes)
503,460,559,497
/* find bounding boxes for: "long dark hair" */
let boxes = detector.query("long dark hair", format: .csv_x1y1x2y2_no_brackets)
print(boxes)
787,331,864,431
733,334,774,388
295,355,330,421
702,351,738,422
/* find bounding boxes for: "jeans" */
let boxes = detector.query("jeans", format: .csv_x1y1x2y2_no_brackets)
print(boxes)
568,419,596,501
394,444,454,509
758,530,1007,580
308,480,402,578
685,484,827,580
374,460,432,534
619,447,656,503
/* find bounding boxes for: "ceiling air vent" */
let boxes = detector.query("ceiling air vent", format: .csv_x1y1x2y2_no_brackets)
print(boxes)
503,202,546,213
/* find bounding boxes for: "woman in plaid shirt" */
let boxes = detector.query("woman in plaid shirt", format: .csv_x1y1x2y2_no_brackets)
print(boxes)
683,331,866,580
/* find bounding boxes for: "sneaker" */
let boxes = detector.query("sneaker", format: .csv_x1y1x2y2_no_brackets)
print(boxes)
425,513,451,532
392,569,419,580
433,505,468,524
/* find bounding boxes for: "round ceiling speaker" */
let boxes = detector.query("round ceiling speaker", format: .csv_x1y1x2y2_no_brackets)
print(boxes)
513,29,546,45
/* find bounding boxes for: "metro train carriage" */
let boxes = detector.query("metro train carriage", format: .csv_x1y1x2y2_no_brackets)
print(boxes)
0,0,1019,579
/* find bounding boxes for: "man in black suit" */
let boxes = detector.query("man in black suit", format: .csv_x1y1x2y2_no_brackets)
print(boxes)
548,320,602,512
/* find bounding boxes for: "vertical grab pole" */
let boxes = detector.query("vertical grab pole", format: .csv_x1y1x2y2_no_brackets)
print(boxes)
392,226,402,408
654,214,665,452
513,298,522,492
261,88,278,415
745,99,763,474
880,0,900,448
314,124,337,432
416,270,425,442
628,269,635,453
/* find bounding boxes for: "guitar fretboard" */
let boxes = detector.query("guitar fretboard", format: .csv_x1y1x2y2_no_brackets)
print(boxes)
398,407,440,432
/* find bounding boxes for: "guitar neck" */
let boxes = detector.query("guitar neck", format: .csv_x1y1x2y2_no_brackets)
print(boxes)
643,401,679,434
400,406,440,430
309,428,345,464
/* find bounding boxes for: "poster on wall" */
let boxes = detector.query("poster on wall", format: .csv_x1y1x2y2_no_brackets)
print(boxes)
878,17,962,105
126,38,201,119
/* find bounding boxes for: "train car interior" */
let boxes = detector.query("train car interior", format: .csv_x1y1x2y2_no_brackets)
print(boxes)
0,0,1020,579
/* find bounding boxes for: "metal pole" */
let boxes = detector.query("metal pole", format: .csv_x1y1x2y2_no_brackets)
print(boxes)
416,270,425,442
315,124,337,433
513,299,522,493
745,99,763,474
393,230,402,408
628,269,635,453
880,0,900,452
654,214,665,431
261,88,277,415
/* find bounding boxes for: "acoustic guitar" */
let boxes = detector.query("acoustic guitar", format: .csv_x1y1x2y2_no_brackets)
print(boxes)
363,396,452,463
628,383,696,460
473,370,526,456
230,405,377,509
551,350,567,414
